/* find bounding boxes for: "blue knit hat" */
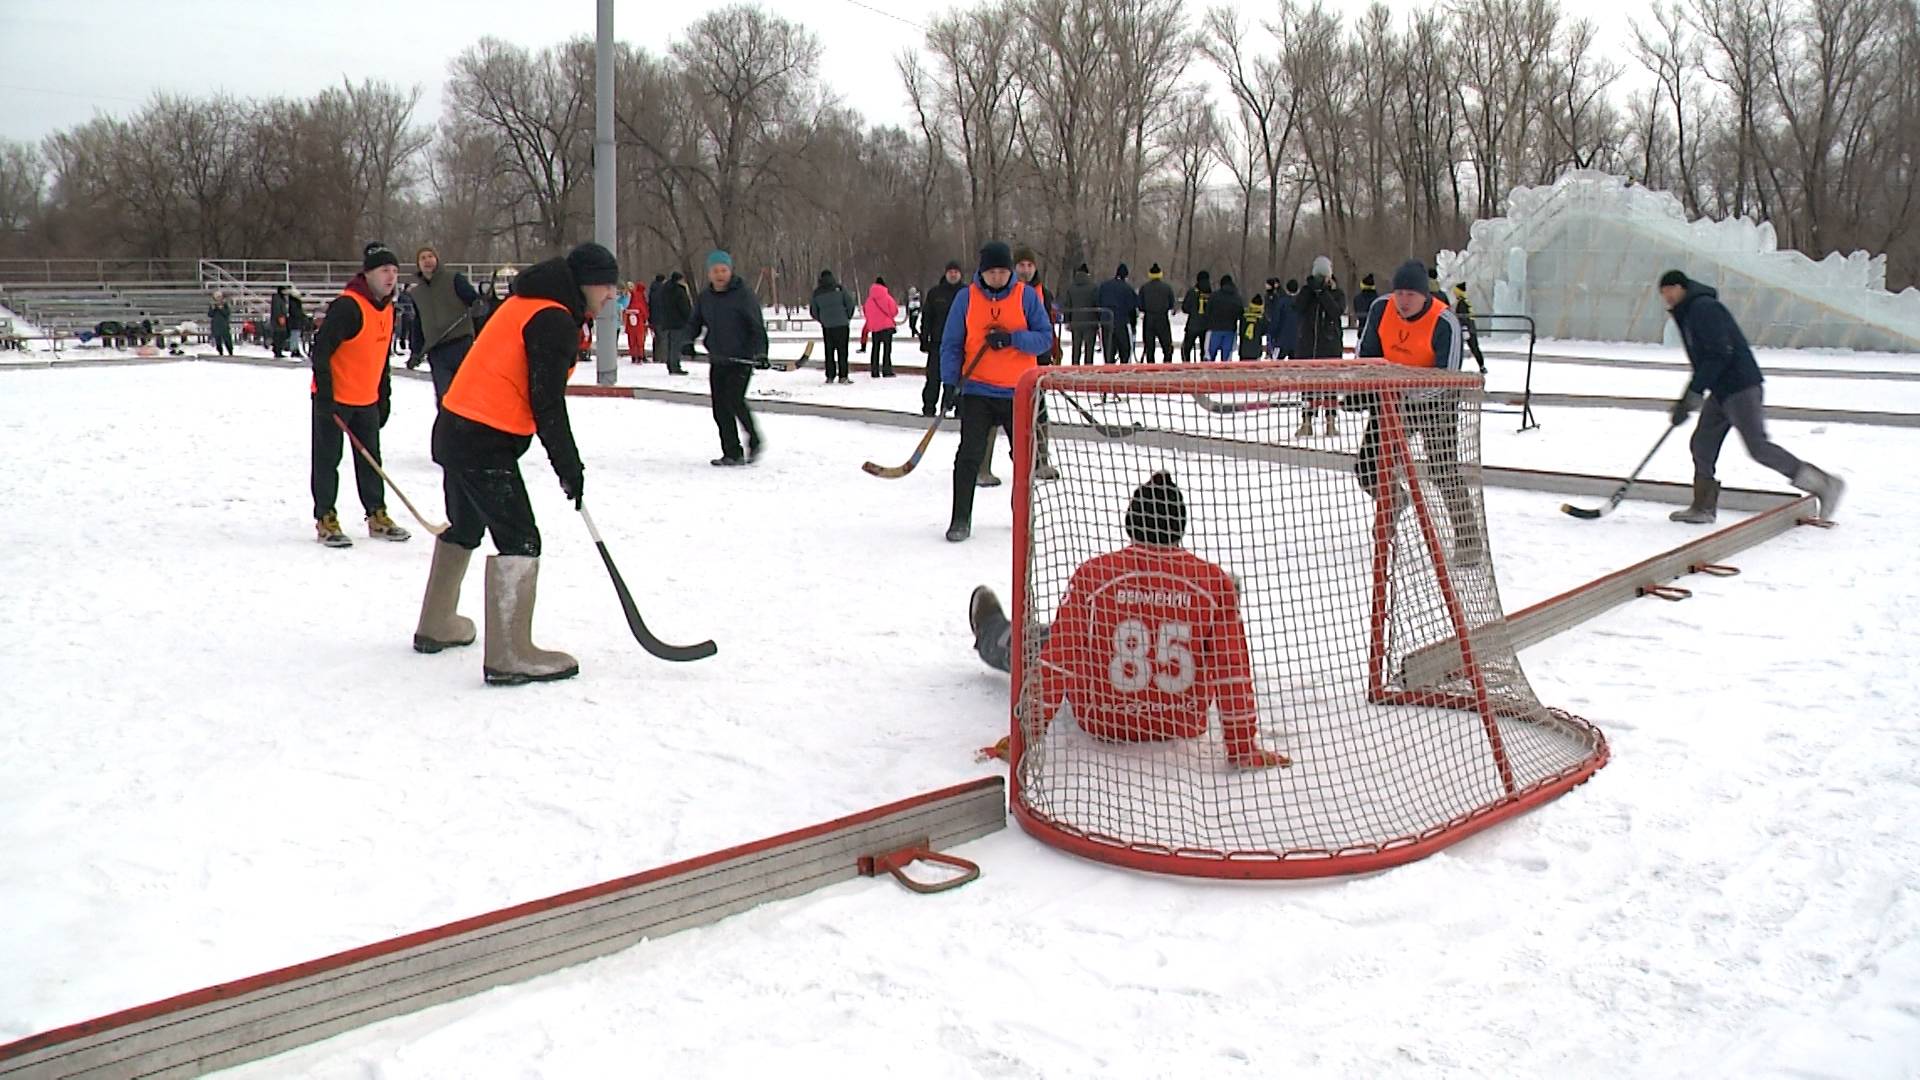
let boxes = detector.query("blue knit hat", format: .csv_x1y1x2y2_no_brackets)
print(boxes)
1391,260,1428,294
706,250,733,270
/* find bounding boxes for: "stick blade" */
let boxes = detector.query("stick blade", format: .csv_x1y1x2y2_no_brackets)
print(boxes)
1560,503,1606,520
862,461,910,479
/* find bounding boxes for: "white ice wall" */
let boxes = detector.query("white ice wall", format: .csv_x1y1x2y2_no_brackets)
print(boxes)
1437,171,1920,353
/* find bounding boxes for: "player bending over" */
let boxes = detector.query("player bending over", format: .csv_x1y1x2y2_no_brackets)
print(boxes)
969,471,1288,770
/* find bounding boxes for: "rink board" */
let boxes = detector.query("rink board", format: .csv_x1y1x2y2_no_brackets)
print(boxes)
0,779,1006,1080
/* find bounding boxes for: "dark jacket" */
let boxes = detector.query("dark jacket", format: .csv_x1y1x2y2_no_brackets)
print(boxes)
1294,276,1346,359
1138,276,1176,322
271,291,289,328
208,301,231,331
655,277,693,331
431,256,586,486
646,279,666,327
1209,282,1245,336
310,273,394,409
921,275,964,354
287,292,307,331
1353,287,1379,326
685,276,768,365
1670,283,1764,399
1063,270,1101,329
1181,283,1213,332
1096,276,1140,328
808,275,858,330
1267,293,1300,356
408,269,481,354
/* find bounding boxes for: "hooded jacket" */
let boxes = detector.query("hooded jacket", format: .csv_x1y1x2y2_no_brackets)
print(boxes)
1267,292,1301,356
655,275,693,331
862,283,900,333
1294,274,1346,359
1670,282,1764,399
809,273,857,330
686,274,769,365
939,272,1053,398
1208,280,1245,338
1181,280,1213,331
1063,269,1101,329
431,256,586,484
921,274,965,353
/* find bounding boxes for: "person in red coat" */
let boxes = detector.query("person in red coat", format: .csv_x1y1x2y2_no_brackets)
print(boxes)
965,471,1289,769
623,282,649,362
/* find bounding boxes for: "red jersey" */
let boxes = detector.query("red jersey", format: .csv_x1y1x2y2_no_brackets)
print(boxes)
1036,544,1261,760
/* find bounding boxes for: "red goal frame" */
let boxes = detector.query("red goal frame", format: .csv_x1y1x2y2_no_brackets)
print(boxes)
1007,361,1608,879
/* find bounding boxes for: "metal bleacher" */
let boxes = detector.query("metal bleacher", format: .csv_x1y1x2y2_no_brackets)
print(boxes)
0,257,502,345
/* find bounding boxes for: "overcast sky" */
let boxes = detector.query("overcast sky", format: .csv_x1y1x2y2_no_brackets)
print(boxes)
0,0,1645,146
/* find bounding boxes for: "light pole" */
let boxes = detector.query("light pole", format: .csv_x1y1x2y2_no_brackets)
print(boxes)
594,0,618,385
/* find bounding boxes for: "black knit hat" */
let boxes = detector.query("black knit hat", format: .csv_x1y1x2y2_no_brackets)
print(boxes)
1125,472,1188,547
1196,270,1211,286
945,259,963,273
1149,263,1162,275
361,241,399,272
979,241,1014,272
1659,269,1690,288
1285,278,1299,292
1361,273,1376,287
1116,263,1130,279
1219,274,1235,289
818,269,836,287
1428,266,1440,283
566,242,620,287
1391,260,1428,294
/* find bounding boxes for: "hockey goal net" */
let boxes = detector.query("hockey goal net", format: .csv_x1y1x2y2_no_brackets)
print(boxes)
1008,362,1608,878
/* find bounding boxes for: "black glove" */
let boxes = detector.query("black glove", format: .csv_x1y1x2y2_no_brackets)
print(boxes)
1670,391,1704,426
753,355,771,370
985,329,1013,349
559,466,584,508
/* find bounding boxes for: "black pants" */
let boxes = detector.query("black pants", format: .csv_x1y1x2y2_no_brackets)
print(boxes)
1181,324,1204,362
273,328,289,357
1070,326,1098,366
426,335,474,403
1141,316,1173,364
211,324,235,356
656,326,687,373
869,329,895,376
922,346,956,415
1103,323,1132,364
312,403,386,520
1355,398,1463,500
1694,386,1802,483
951,395,1016,527
443,463,540,556
907,309,920,337
823,325,850,381
710,362,760,459
1463,320,1487,372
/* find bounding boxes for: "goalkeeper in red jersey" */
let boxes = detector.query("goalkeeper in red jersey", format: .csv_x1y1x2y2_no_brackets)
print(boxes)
969,471,1288,770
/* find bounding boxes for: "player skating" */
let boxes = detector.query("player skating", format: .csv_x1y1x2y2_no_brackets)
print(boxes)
310,242,408,547
415,242,620,685
967,472,1288,770
1657,270,1846,523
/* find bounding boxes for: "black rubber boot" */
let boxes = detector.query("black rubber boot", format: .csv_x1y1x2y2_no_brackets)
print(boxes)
1670,476,1720,524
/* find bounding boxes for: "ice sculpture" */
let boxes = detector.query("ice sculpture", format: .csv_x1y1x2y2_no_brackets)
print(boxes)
1437,171,1920,352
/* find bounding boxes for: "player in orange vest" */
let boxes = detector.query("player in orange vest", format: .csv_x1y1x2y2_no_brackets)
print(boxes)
414,243,620,685
939,241,1054,543
311,242,405,547
1355,258,1480,558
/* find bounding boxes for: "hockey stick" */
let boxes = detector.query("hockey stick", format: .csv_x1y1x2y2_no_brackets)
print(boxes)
1059,391,1143,438
579,503,718,662
862,342,990,479
1191,391,1282,415
1560,421,1679,520
332,414,448,535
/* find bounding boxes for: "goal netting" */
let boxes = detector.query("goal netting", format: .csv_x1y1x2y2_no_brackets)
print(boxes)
1008,362,1608,878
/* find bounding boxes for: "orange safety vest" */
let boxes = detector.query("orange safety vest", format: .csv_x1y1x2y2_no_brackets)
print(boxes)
312,291,393,406
963,281,1038,389
442,296,575,436
1377,298,1445,368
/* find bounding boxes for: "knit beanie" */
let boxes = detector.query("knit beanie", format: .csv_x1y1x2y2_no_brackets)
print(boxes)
362,241,399,272
1310,255,1332,279
1116,263,1130,280
1391,259,1428,294
1658,269,1689,288
945,259,963,273
567,242,621,287
706,250,733,271
1196,270,1211,287
1361,273,1376,287
1012,244,1039,267
1125,472,1188,547
1148,263,1162,277
979,241,1014,272
1285,278,1299,293
1219,274,1236,289
818,269,835,288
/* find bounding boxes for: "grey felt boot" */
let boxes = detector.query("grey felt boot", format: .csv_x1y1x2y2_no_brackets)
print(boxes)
1792,464,1846,520
1669,476,1719,524
413,540,477,653
483,556,578,685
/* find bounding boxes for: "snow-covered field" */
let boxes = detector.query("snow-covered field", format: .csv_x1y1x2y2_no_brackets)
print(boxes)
3,355,1918,1078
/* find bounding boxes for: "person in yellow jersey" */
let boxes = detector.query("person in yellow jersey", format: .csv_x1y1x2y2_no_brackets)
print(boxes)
311,241,406,547
413,243,619,686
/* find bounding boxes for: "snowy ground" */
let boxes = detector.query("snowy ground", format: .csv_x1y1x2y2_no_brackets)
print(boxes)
3,356,1918,1078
